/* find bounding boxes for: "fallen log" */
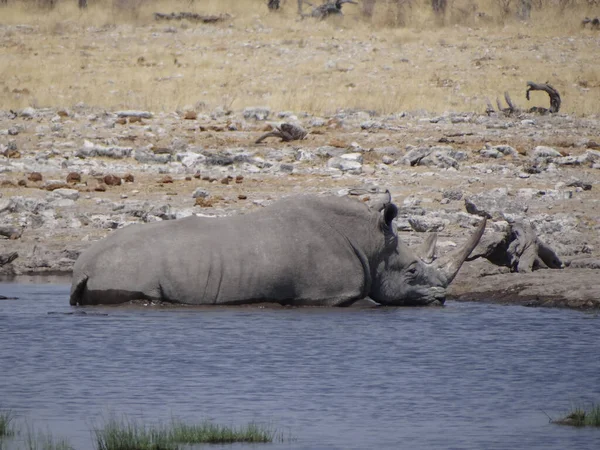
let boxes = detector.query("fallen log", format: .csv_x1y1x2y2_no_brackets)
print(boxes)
0,252,18,267
467,220,563,273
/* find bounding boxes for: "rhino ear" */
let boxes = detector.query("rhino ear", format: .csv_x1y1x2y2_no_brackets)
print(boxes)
416,233,437,264
382,203,398,228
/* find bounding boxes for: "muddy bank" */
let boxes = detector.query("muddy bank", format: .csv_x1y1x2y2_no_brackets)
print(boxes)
1,106,599,308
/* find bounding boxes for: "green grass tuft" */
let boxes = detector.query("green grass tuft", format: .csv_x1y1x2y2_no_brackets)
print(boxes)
555,403,600,427
168,419,276,444
93,415,286,449
93,416,175,450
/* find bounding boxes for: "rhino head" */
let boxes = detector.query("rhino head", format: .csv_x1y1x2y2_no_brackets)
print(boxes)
367,201,486,306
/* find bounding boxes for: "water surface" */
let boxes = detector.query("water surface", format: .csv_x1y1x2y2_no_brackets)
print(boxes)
1,280,599,449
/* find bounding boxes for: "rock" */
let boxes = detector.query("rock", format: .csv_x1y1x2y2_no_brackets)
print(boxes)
340,152,364,163
243,107,270,121
442,189,463,201
204,154,234,166
103,175,122,186
327,157,362,173
480,148,503,158
402,145,465,169
183,110,197,120
160,176,173,184
464,188,529,220
116,110,153,119
123,173,134,183
66,172,81,183
408,216,447,232
76,140,133,159
532,145,562,158
51,188,80,201
20,107,36,118
566,180,592,191
28,172,43,182
43,181,71,191
134,149,171,164
192,188,210,199
177,152,206,168
238,194,247,200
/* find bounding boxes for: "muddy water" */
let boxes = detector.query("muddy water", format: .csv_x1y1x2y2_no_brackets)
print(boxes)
1,279,599,449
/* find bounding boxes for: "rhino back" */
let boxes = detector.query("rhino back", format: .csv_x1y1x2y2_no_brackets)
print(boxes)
76,196,376,305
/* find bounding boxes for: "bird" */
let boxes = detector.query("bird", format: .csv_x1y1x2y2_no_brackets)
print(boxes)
255,123,308,144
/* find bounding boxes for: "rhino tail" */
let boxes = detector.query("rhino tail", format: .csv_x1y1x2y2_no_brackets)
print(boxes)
69,275,88,306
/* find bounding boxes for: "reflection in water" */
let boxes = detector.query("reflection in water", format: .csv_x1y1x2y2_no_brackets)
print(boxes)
0,282,599,450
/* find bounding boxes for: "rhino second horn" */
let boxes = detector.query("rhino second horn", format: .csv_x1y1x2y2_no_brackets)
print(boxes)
436,218,487,285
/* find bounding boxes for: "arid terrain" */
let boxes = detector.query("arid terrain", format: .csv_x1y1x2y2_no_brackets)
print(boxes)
1,0,599,308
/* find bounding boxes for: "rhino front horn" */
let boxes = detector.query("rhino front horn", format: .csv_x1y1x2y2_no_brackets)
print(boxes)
436,218,487,285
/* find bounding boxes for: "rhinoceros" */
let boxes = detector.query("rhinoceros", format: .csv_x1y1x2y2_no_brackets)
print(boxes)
70,194,485,307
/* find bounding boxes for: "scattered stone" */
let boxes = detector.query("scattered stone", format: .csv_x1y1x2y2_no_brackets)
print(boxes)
238,194,247,200
183,110,197,120
327,156,362,172
192,188,210,199
160,175,173,184
123,173,135,183
243,107,270,121
533,145,562,158
76,140,133,159
103,174,122,186
442,189,463,201
66,172,81,183
116,110,153,119
20,107,36,118
464,188,529,220
566,180,592,190
235,175,244,184
408,216,447,232
51,188,80,201
28,172,43,182
43,181,71,191
94,184,107,192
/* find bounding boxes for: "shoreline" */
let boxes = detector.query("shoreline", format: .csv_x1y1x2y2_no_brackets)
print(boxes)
1,106,599,310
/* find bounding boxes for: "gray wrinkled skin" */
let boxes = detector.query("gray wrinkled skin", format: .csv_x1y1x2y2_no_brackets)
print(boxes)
70,195,484,307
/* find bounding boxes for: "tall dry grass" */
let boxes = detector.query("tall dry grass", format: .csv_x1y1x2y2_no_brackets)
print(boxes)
0,0,598,116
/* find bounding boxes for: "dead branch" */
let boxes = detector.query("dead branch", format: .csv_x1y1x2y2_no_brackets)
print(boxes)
154,12,231,23
0,252,18,267
491,91,519,116
467,220,563,273
255,123,308,144
526,81,561,113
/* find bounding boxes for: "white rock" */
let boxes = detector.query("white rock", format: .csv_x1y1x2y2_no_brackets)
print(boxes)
533,145,562,158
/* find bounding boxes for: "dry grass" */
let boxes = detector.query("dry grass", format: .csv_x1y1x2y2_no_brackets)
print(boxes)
0,0,598,116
